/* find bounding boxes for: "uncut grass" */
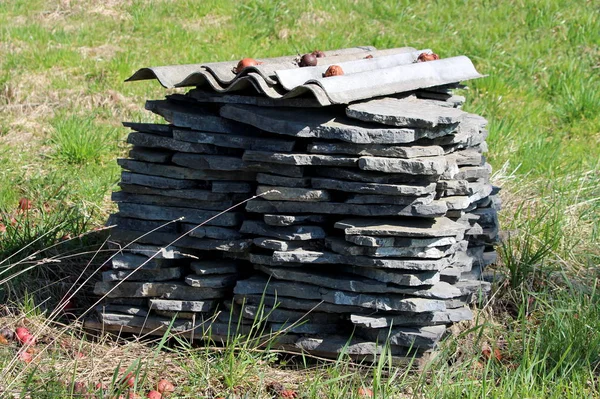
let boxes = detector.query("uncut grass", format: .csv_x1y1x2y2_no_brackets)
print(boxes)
0,0,599,397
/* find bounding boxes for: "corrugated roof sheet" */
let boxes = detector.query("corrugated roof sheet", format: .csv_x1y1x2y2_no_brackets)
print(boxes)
126,47,484,106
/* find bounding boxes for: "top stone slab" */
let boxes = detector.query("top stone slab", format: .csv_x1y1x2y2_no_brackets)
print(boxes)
335,217,467,238
346,97,466,129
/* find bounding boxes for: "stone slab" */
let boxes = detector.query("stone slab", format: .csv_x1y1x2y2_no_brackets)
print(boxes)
307,142,445,158
256,173,311,188
123,122,171,136
347,266,439,286
345,235,457,248
311,177,436,196
94,281,227,300
256,186,330,202
102,267,183,282
172,128,296,152
315,167,438,184
111,253,181,270
325,237,456,259
335,217,466,238
358,325,446,349
252,238,313,252
118,159,256,181
240,304,339,324
234,294,364,314
246,199,447,218
240,220,326,241
112,191,240,211
116,203,242,227
183,224,243,240
243,150,358,167
350,306,473,328
270,322,342,335
171,153,247,171
446,150,484,166
293,336,425,360
358,156,447,176
127,132,224,154
345,193,434,206
190,261,239,275
346,96,466,128
129,147,172,163
110,243,196,260
149,299,217,312
121,172,198,190
187,88,323,108
271,250,450,271
119,183,238,202
185,274,238,288
263,214,327,227
95,305,149,317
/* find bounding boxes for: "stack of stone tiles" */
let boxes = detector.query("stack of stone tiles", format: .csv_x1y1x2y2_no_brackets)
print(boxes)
90,52,500,363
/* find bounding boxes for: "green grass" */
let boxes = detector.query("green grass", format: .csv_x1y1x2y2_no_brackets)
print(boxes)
0,0,599,397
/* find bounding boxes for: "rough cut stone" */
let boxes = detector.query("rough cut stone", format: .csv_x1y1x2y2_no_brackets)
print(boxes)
243,151,358,167
234,294,364,314
119,184,238,202
117,203,242,227
123,122,171,136
347,266,439,286
190,261,239,275
129,147,172,163
112,191,240,211
184,224,243,240
112,243,195,259
307,142,445,158
102,267,183,282
246,199,447,218
345,234,457,248
240,220,326,241
149,299,217,312
346,96,466,128
96,305,149,317
322,291,446,312
358,156,447,176
240,304,339,324
172,128,296,152
335,217,466,237
118,159,256,181
350,307,473,328
185,274,238,288
121,172,197,190
256,173,311,188
358,325,446,349
256,186,331,202
171,153,247,171
345,193,434,206
270,322,342,335
311,177,436,196
253,238,311,252
325,237,454,259
111,253,181,270
315,167,438,184
211,181,253,193
94,281,226,300
127,132,223,154
263,214,327,227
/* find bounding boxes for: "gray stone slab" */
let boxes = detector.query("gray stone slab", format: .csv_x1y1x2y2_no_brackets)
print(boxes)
263,214,327,227
123,122,171,136
243,150,358,167
171,153,246,171
102,267,183,282
172,128,296,152
149,299,217,312
118,159,256,181
234,294,364,314
335,217,466,238
246,199,447,218
111,243,195,259
153,310,198,319
446,150,484,166
119,184,238,202
111,253,181,270
253,238,312,252
116,203,242,227
345,193,434,206
187,88,322,108
322,291,446,312
121,172,198,190
307,142,445,158
271,250,450,271
348,266,440,286
350,307,473,328
315,167,439,184
240,305,339,324
325,237,455,259
211,181,253,194
358,325,446,349
112,191,241,211
146,100,259,134
256,185,330,202
256,173,311,188
221,104,457,144
129,147,172,163
184,224,243,240
453,163,492,181
127,132,223,154
240,220,326,241
190,261,239,275
270,322,342,335
256,265,461,299
345,235,457,248
94,281,227,300
96,305,149,317
358,156,447,176
443,196,472,211
346,97,466,128
311,177,436,196
293,336,422,359
185,274,238,288
109,229,251,253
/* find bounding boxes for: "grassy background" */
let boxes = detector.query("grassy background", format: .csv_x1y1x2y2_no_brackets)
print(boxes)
0,0,599,397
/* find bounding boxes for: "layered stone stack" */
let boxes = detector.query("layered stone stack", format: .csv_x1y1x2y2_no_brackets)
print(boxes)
90,52,500,363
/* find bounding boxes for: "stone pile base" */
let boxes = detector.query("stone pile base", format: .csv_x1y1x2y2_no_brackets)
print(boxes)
90,85,500,363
